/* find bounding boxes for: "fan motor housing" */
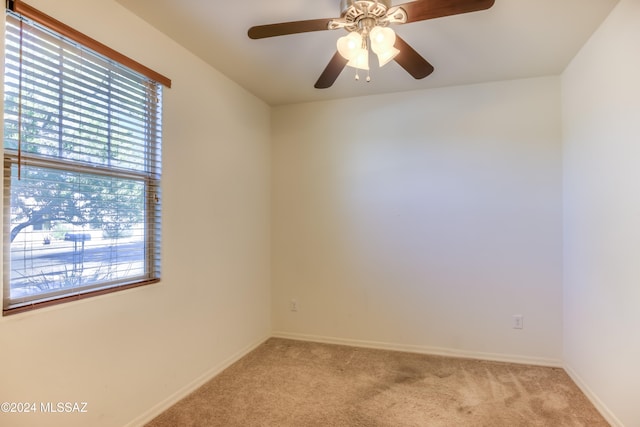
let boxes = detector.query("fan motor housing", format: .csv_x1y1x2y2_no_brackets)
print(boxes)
340,0,392,19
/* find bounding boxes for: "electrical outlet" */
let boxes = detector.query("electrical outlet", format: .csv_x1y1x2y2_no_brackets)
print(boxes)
513,315,523,329
290,299,298,312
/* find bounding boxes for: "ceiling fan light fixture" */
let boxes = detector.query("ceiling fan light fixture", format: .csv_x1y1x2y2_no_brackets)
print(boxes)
369,26,396,53
376,46,400,67
369,26,398,67
346,47,369,71
337,31,363,61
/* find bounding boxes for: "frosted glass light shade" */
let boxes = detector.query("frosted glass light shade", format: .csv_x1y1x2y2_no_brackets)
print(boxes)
346,48,369,70
369,26,396,54
337,32,363,60
376,46,400,67
369,26,398,68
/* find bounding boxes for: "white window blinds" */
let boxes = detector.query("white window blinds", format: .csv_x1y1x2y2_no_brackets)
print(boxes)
3,10,164,314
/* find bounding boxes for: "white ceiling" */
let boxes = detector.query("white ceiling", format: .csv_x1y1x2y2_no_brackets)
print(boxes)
115,0,619,106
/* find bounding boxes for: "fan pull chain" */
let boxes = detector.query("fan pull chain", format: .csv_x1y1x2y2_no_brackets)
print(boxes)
354,69,372,82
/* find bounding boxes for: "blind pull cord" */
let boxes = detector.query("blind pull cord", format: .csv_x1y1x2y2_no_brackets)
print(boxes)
17,18,24,180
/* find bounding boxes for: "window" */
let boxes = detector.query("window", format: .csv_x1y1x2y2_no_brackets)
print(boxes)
3,4,169,315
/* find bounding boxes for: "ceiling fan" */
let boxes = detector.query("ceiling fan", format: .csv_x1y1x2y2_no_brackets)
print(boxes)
248,0,495,89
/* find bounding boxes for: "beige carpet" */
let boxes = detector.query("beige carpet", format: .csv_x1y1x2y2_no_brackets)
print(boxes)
146,338,608,426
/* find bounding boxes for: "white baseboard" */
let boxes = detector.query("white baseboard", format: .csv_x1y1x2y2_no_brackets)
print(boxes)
564,363,624,427
271,331,563,367
125,334,271,427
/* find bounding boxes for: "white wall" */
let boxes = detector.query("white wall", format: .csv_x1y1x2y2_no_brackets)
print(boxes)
562,0,640,426
272,77,563,365
0,1,271,426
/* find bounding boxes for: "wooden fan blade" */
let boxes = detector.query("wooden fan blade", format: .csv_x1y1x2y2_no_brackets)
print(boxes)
248,19,334,39
315,52,349,89
394,36,434,79
396,0,495,24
